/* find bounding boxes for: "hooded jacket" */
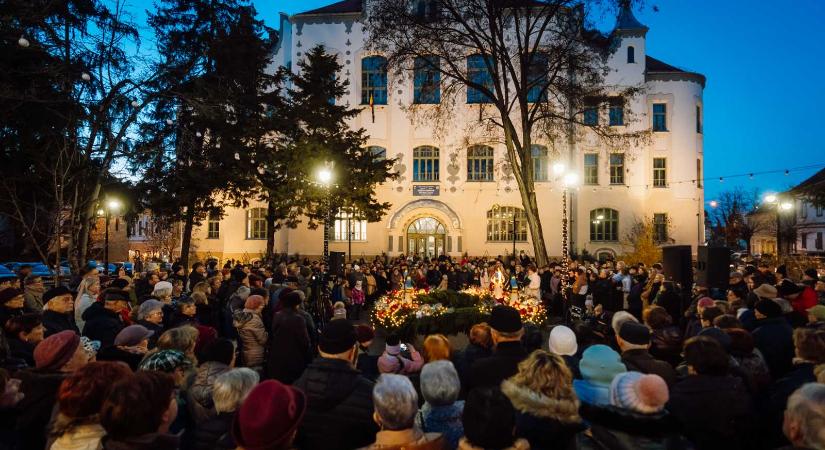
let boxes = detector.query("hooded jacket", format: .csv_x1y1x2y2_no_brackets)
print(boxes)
188,361,231,422
293,357,378,450
501,380,585,450
232,309,267,368
578,403,690,450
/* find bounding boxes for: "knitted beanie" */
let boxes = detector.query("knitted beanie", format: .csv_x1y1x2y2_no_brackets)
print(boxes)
547,325,578,356
578,344,626,386
610,371,669,414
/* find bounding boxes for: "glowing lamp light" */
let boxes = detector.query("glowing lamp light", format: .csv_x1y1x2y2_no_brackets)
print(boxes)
780,202,793,211
552,162,566,176
764,194,777,203
562,172,579,187
81,72,91,81
709,200,718,208
107,199,121,212
234,152,240,160
18,36,30,47
317,167,333,185
97,209,105,216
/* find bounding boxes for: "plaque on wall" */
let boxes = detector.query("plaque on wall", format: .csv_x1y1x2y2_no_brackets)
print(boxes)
412,185,440,196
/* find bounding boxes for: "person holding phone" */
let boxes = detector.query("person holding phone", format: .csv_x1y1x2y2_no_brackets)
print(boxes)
377,334,423,375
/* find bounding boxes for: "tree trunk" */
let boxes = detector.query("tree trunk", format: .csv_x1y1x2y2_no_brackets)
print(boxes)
180,202,196,289
265,200,277,261
519,185,549,267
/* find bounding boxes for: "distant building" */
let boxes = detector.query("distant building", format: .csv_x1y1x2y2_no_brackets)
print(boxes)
792,168,825,255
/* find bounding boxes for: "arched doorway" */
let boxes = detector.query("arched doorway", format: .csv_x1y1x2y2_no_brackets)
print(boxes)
407,217,446,257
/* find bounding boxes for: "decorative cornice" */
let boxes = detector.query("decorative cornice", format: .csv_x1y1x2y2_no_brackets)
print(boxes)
646,72,706,88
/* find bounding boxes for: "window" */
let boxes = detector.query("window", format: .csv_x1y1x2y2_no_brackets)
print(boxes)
487,207,527,242
532,145,548,182
654,213,668,243
627,46,635,63
414,0,438,21
801,233,808,249
414,56,440,104
467,145,494,182
334,210,367,241
652,103,667,131
584,153,598,185
413,145,440,181
817,232,823,250
526,53,548,103
696,159,703,188
361,56,387,105
653,157,667,187
609,98,624,126
801,201,808,219
368,145,386,161
246,208,267,240
467,54,493,104
817,204,823,217
207,213,220,239
590,208,619,242
609,153,625,185
696,105,702,133
583,98,599,125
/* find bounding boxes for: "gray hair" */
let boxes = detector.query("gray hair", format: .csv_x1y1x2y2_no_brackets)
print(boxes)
373,374,418,431
420,361,460,406
611,311,638,336
213,368,260,413
152,288,172,300
786,383,825,450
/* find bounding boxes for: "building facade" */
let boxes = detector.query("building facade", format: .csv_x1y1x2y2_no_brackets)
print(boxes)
185,1,706,264
793,168,825,255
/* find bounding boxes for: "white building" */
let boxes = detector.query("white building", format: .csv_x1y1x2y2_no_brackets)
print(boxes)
793,168,825,255
186,1,706,263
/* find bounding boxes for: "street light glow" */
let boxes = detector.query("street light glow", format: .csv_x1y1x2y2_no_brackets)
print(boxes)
107,199,122,212
780,201,793,211
552,162,566,176
562,172,578,187
709,200,718,208
317,167,333,185
764,194,777,203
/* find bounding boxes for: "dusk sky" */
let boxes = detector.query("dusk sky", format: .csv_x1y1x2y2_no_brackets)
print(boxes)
128,0,825,201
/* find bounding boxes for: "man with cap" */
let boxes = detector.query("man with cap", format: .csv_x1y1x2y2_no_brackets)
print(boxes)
136,299,165,348
96,324,154,371
752,298,794,379
805,304,825,330
0,287,25,328
139,349,194,435
468,305,529,391
777,279,818,323
81,289,129,348
616,321,677,386
233,379,306,450
41,286,79,337
292,319,378,450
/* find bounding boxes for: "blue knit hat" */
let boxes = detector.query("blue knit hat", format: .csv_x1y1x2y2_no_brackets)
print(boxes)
579,344,626,386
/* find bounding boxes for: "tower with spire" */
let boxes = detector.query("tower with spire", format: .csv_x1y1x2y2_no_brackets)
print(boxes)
608,1,648,86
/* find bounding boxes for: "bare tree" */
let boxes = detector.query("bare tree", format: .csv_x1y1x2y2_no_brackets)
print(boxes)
708,187,761,249
143,216,181,262
366,0,647,265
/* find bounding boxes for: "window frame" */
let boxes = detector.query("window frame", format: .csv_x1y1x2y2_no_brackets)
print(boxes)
583,98,599,126
333,210,367,242
361,56,388,105
801,201,808,219
653,157,667,188
486,207,528,242
466,145,495,182
245,208,268,240
413,56,441,104
590,208,619,242
413,145,440,182
627,46,635,63
584,153,599,185
467,54,494,104
653,213,668,243
609,98,624,126
652,103,668,132
696,104,703,134
531,145,549,182
367,145,387,161
207,213,220,239
801,232,808,249
609,153,625,185
526,53,549,103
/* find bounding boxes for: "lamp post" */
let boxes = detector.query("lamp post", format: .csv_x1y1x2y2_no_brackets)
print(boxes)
317,164,334,267
764,193,793,257
100,198,121,276
552,162,578,293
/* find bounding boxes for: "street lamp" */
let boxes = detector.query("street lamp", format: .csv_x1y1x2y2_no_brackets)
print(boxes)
316,163,334,268
101,198,121,276
763,193,794,257
556,163,578,298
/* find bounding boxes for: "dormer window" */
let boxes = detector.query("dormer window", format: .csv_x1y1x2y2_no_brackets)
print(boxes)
627,46,635,63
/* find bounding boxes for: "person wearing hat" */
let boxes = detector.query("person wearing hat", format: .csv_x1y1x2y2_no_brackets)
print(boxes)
15,330,91,450
96,324,154,371
468,305,529,391
752,298,794,379
728,271,747,297
573,344,627,406
776,279,818,323
81,288,128,348
459,387,530,450
136,299,165,348
684,296,715,339
0,287,25,329
139,349,195,435
616,321,676,386
377,334,424,375
265,291,309,383
292,319,378,450
40,286,79,337
802,267,820,288
355,324,380,381
547,325,581,379
805,304,825,330
578,371,690,450
232,379,306,450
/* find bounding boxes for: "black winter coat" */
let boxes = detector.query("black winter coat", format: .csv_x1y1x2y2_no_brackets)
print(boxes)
41,310,79,337
96,345,145,371
763,362,817,448
752,317,794,379
292,357,378,450
468,341,528,391
0,306,22,329
501,380,585,450
137,319,164,348
189,411,235,450
267,308,312,384
578,402,691,450
649,326,682,368
14,370,68,450
81,302,124,348
7,338,35,367
667,374,757,450
620,349,677,386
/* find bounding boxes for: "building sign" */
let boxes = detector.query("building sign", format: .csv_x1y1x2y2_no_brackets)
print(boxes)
413,185,440,196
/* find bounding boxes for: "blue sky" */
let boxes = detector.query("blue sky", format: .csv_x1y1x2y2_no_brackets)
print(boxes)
127,0,825,200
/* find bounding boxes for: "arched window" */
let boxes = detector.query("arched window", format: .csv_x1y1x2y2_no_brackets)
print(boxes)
467,54,493,104
361,56,387,105
367,145,386,161
627,46,635,63
531,145,548,181
413,146,439,181
246,207,267,240
414,56,440,104
590,208,619,242
467,145,494,181
487,206,528,242
526,52,549,103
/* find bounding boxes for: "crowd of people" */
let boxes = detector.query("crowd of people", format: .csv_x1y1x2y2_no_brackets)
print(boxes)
0,252,824,450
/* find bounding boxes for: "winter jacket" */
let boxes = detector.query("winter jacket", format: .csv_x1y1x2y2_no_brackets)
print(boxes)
620,349,677,386
42,310,79,337
751,317,794,379
81,302,124,348
577,403,691,450
233,309,268,369
187,361,231,423
189,411,236,450
764,362,817,448
416,402,464,450
101,433,180,450
453,343,491,393
573,379,612,407
357,345,380,381
667,374,757,450
7,338,35,367
457,438,530,450
293,357,378,450
0,306,22,329
468,341,528,391
266,308,311,383
14,369,68,450
501,380,585,450
649,326,682,367
729,339,771,394
95,345,146,371
49,421,106,450
360,429,445,450
136,320,164,349
74,293,96,332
